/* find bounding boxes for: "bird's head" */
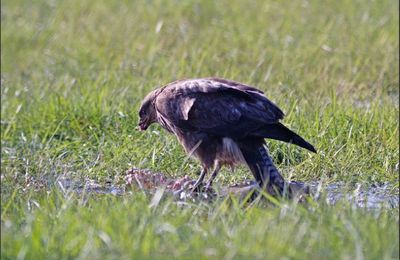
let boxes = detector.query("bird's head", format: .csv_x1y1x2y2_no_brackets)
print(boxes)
138,89,160,131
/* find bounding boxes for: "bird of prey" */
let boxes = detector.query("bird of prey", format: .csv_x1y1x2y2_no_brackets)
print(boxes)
138,78,316,196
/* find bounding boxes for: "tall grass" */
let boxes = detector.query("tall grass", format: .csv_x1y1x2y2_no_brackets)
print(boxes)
2,191,399,259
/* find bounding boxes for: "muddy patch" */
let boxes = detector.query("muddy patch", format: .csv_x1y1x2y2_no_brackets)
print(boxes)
308,181,399,209
56,167,399,210
57,178,125,196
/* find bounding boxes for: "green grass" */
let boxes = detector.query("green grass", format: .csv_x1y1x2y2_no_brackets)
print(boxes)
1,0,399,259
2,191,399,259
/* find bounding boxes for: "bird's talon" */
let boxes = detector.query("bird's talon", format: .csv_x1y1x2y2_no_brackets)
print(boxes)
190,183,203,193
204,184,214,192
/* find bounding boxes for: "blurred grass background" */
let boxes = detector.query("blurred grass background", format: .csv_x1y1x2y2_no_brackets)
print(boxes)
1,0,399,259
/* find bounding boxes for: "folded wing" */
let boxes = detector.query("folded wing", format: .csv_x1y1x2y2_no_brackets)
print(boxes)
155,78,284,139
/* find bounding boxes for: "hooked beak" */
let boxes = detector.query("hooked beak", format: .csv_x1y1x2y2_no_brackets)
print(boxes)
137,120,148,131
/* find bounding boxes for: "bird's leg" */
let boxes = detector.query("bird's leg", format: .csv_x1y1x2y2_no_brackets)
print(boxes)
204,162,222,190
191,168,207,192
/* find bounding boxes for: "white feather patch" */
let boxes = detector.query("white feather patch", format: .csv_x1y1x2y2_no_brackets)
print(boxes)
221,137,245,164
181,98,195,120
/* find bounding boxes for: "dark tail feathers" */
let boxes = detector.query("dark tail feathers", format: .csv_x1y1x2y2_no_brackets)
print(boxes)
239,139,286,195
260,123,317,153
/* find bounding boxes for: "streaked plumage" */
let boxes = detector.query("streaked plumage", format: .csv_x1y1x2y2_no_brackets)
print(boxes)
138,78,316,196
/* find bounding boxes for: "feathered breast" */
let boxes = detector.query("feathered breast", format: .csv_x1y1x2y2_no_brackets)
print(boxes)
217,137,245,166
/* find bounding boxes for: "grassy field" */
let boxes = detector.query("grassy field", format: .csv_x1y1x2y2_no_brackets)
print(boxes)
1,0,399,259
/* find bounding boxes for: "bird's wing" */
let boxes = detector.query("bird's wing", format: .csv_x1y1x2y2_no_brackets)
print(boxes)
163,78,284,119
155,78,284,138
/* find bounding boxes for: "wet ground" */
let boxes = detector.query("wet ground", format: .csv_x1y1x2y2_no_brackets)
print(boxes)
56,167,399,210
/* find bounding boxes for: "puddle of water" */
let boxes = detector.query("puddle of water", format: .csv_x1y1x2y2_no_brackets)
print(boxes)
55,168,399,210
57,178,125,196
308,181,399,209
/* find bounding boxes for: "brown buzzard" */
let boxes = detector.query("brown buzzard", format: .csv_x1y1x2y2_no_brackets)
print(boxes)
138,78,316,196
